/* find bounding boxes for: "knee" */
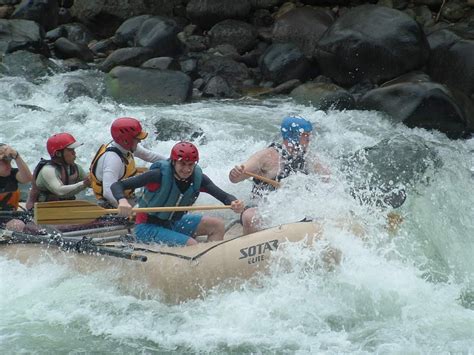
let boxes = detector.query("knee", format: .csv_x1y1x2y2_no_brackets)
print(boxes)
202,216,224,230
242,209,256,227
5,219,25,232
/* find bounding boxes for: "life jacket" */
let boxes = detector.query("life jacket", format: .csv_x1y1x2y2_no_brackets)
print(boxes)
26,158,81,208
251,142,307,198
89,143,137,200
138,160,202,221
0,171,20,211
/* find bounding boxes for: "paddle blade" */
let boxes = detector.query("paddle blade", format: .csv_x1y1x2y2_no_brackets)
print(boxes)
34,200,109,225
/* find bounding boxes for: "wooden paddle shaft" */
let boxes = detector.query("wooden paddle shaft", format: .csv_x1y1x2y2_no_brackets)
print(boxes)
106,205,232,214
244,171,280,188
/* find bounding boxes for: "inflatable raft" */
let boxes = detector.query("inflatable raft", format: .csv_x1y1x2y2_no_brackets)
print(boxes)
0,221,323,303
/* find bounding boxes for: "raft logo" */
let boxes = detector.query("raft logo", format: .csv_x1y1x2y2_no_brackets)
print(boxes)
239,239,279,264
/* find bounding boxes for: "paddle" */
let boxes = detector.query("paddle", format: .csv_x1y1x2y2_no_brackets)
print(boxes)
34,200,233,225
0,228,147,262
244,171,280,188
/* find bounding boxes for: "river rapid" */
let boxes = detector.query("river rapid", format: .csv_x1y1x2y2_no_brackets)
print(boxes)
1,71,473,353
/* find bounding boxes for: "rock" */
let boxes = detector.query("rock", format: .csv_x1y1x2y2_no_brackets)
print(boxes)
99,47,155,72
272,7,334,57
64,81,93,101
314,5,429,86
186,0,252,29
358,78,474,139
135,16,180,56
1,50,59,81
0,19,45,55
10,0,59,31
114,15,152,47
290,82,355,110
427,29,474,99
54,37,95,61
106,66,192,104
89,38,117,56
202,75,236,97
61,23,95,45
208,19,258,54
70,0,179,36
153,118,205,143
198,55,251,87
141,57,180,70
341,135,441,209
260,43,315,85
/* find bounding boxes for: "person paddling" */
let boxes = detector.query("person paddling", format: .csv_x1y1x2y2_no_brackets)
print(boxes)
112,142,244,246
229,116,330,235
0,144,33,231
26,133,90,209
90,117,166,208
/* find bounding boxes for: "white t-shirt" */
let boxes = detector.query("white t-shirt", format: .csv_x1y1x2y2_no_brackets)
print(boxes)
95,142,165,206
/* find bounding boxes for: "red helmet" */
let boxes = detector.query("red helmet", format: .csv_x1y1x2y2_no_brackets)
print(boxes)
46,133,82,158
170,142,199,162
111,117,148,150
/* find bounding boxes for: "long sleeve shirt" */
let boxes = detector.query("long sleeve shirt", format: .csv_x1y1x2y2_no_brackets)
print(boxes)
95,142,166,206
111,168,237,207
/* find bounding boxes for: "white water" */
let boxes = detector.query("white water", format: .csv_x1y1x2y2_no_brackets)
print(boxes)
1,71,473,353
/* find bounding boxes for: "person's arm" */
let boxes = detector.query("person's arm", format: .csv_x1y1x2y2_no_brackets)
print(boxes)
229,148,275,183
111,169,161,202
13,152,33,184
101,152,126,206
201,174,244,213
40,165,87,197
134,145,166,163
310,156,331,182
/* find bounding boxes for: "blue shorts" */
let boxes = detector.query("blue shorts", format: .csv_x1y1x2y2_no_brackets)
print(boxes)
135,214,203,246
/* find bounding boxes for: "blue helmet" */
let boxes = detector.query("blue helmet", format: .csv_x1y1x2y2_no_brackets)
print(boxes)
280,116,313,143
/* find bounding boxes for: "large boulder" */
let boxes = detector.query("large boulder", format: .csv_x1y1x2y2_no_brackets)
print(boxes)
427,28,474,100
70,0,179,38
114,15,152,47
106,66,192,104
357,75,474,139
260,43,314,85
0,19,45,55
272,7,334,57
135,16,180,56
341,135,441,209
198,55,251,88
99,47,156,72
186,0,252,29
290,82,355,110
54,37,94,62
10,0,58,31
314,5,429,86
208,20,257,54
1,50,59,81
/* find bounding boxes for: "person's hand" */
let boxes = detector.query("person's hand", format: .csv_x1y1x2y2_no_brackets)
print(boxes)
230,199,245,214
83,173,91,187
0,145,18,160
229,165,246,180
117,198,133,217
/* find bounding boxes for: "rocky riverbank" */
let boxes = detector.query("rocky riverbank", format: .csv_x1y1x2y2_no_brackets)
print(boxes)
1,0,473,138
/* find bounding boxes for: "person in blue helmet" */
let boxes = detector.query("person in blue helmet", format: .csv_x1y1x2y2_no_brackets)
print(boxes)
229,116,330,235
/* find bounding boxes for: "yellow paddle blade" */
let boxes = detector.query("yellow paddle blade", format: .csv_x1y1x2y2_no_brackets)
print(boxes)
34,200,233,225
34,200,108,225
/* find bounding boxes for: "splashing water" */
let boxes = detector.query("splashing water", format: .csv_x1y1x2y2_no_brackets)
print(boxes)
1,71,473,353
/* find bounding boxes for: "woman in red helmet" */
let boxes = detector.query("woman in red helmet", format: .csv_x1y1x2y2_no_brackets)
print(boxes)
89,117,165,208
26,133,90,209
111,142,244,246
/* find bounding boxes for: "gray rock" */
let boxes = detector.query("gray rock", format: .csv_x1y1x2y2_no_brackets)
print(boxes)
186,0,252,29
260,43,314,85
314,5,429,86
54,37,95,61
290,82,355,110
135,16,180,56
106,66,192,104
114,15,152,47
209,19,257,54
153,117,205,143
99,47,155,72
1,50,59,81
10,0,58,31
0,19,44,55
202,75,236,98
